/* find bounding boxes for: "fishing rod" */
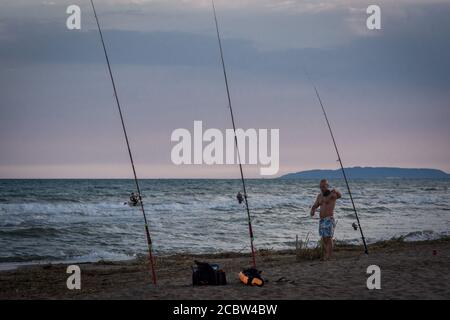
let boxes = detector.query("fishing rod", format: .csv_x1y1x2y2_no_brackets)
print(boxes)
305,71,369,255
211,0,257,268
90,0,158,284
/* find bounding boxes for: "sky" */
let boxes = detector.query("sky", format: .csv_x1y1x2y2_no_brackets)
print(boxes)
0,0,449,178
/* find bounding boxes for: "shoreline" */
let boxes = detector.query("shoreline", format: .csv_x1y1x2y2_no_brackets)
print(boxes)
1,238,449,299
1,231,447,272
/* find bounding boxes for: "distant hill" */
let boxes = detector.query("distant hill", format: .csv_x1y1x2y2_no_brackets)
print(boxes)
280,167,450,180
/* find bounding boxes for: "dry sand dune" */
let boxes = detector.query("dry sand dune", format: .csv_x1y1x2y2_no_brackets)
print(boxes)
1,239,449,300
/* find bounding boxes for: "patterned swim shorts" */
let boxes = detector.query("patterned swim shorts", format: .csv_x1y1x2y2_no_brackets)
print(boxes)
319,216,336,238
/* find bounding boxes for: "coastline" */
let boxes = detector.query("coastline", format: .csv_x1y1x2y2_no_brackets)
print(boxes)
1,238,449,300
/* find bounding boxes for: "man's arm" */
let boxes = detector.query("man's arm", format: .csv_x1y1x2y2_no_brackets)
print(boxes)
331,189,342,199
310,195,320,216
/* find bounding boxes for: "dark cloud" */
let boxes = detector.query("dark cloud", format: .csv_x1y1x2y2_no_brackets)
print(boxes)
2,1,450,89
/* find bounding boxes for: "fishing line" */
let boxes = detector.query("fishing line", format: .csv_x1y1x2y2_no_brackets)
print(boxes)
90,0,158,283
211,0,257,268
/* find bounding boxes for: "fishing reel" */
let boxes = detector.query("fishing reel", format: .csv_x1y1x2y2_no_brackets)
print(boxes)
236,192,244,204
352,222,359,231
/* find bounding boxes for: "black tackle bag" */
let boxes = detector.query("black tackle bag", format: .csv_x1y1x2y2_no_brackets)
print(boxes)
192,261,227,286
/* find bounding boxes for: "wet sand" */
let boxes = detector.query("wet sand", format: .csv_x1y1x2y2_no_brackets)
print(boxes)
1,239,449,300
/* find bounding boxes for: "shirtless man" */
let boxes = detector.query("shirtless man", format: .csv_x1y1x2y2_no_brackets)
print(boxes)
310,179,342,261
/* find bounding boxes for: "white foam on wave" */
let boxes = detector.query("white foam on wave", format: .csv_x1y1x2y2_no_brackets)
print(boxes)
402,230,449,242
65,250,135,263
0,250,135,271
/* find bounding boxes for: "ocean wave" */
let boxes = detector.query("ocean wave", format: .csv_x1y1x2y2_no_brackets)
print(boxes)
0,250,135,265
0,226,61,238
0,202,129,217
63,250,136,264
210,206,235,212
402,230,449,242
0,255,62,264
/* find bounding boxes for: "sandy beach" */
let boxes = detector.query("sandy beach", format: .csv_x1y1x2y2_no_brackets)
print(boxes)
0,238,449,300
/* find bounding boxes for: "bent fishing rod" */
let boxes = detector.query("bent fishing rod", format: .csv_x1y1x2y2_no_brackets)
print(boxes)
211,0,257,268
90,0,157,284
306,71,369,255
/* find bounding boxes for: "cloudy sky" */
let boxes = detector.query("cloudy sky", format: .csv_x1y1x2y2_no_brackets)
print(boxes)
0,0,449,178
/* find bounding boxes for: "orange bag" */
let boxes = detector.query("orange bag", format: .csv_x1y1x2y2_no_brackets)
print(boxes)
239,268,264,287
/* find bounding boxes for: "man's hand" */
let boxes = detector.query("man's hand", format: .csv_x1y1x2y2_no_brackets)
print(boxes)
310,208,315,217
331,189,342,199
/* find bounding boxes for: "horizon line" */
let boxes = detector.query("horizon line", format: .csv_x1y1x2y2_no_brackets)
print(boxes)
1,166,448,180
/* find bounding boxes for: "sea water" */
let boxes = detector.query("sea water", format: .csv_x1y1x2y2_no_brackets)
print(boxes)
0,179,449,266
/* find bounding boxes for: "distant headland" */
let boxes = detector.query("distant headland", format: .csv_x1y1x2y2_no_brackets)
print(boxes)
280,167,450,180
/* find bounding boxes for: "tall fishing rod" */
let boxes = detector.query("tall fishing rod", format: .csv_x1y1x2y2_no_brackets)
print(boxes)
90,0,157,284
211,0,257,268
305,71,369,255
